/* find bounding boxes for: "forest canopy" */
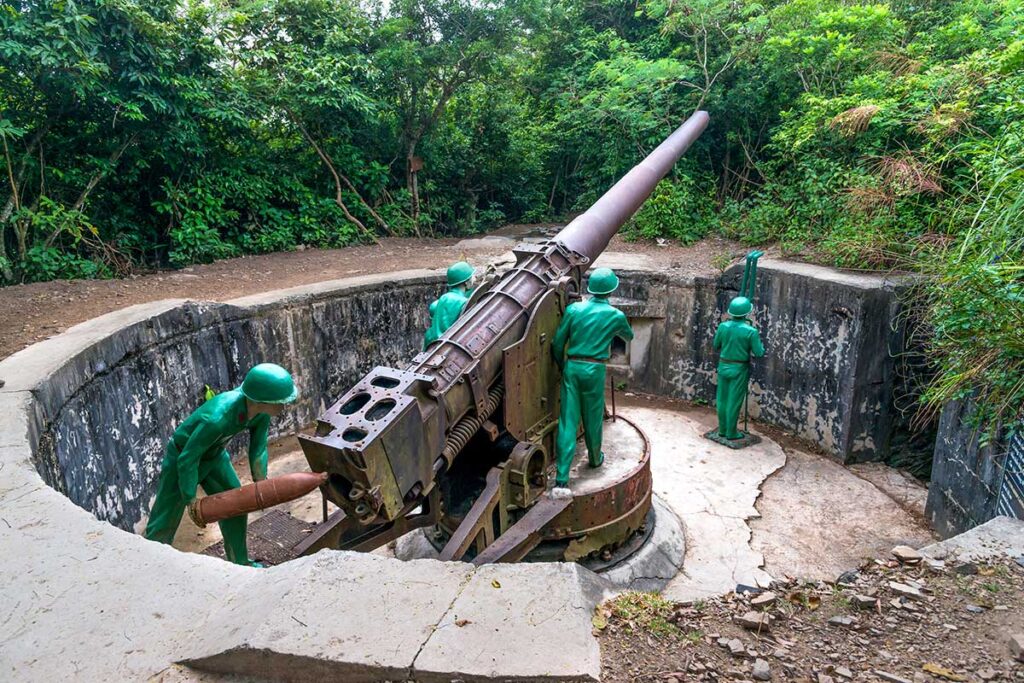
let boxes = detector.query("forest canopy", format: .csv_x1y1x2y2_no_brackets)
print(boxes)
2,0,1022,427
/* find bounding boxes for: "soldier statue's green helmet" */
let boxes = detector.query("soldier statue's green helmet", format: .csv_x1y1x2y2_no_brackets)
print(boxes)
240,363,299,404
728,296,753,318
587,267,620,296
447,261,474,287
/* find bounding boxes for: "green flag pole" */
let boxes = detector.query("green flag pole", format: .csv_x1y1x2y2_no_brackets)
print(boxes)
742,250,764,434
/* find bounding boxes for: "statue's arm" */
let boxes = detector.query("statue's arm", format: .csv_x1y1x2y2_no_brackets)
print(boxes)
176,420,221,501
712,324,723,351
617,311,634,341
750,329,765,358
248,413,271,481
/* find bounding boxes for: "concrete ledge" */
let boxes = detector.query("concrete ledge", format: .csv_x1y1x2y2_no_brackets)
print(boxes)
920,516,1024,562
184,552,473,682
413,562,603,682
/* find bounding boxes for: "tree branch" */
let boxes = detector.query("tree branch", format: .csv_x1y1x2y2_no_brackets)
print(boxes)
288,111,380,244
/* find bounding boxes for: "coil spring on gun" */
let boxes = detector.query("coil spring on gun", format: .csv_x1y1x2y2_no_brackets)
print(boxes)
441,383,505,464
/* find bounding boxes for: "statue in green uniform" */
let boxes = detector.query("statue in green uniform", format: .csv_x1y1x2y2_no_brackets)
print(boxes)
551,267,634,494
424,261,475,348
711,296,765,444
144,363,298,566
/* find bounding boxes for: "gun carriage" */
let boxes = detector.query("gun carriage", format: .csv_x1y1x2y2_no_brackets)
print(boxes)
297,111,709,565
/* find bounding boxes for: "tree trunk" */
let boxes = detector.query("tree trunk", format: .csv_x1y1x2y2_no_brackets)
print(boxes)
406,138,421,233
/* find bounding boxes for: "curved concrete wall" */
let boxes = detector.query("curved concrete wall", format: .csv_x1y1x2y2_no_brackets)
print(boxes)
0,270,605,682
32,273,441,531
23,259,911,538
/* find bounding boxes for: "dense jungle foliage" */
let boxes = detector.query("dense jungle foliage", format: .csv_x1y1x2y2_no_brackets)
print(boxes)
2,0,1022,430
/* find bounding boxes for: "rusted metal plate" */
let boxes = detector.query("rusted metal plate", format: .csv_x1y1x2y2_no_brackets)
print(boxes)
503,288,563,443
544,415,651,541
203,509,315,566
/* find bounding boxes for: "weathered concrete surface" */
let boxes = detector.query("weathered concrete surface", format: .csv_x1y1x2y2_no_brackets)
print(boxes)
751,448,934,581
925,398,1014,538
598,495,686,593
920,516,1024,562
603,258,912,463
616,402,786,600
414,563,603,682
848,462,928,517
184,552,473,681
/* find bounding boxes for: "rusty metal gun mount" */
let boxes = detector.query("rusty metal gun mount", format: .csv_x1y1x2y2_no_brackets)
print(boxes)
298,111,709,565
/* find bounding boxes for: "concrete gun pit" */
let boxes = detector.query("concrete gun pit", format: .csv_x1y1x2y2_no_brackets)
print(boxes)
0,250,948,681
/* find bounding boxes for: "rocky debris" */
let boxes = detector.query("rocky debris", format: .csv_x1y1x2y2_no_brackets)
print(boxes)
852,593,879,609
752,658,771,680
888,580,926,601
735,611,772,631
598,556,1024,683
827,615,858,628
1010,633,1024,662
892,545,923,564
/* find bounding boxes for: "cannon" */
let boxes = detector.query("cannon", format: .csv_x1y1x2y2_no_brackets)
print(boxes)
297,111,709,564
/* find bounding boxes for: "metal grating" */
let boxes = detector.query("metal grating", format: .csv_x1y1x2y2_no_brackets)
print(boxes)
996,429,1024,520
202,509,315,565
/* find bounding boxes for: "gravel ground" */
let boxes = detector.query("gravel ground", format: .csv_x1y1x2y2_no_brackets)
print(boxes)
599,552,1024,683
0,230,745,360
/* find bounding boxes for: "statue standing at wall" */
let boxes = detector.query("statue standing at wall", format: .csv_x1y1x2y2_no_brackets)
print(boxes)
144,363,298,566
551,267,634,495
707,252,765,448
424,261,475,348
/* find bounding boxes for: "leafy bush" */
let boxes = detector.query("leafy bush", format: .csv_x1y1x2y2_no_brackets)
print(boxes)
625,177,715,245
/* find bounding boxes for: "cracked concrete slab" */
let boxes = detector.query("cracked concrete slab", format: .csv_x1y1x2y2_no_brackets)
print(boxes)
413,562,603,682
751,447,935,581
598,495,686,593
183,552,473,682
617,403,786,601
920,516,1024,562
848,462,928,517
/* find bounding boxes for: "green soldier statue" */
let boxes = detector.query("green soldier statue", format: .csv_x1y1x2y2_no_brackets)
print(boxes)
424,261,475,348
551,267,634,495
144,363,298,566
707,251,765,448
712,296,765,440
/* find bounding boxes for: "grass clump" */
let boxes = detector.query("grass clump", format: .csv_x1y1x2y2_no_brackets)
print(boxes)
605,591,683,639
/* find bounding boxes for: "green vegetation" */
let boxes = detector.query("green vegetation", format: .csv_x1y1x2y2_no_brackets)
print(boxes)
1,0,1021,430
603,591,683,638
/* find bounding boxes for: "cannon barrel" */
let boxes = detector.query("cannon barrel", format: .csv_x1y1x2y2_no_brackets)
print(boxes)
556,110,709,261
299,112,709,542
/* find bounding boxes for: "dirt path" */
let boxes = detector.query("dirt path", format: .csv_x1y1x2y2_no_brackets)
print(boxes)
0,231,742,360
